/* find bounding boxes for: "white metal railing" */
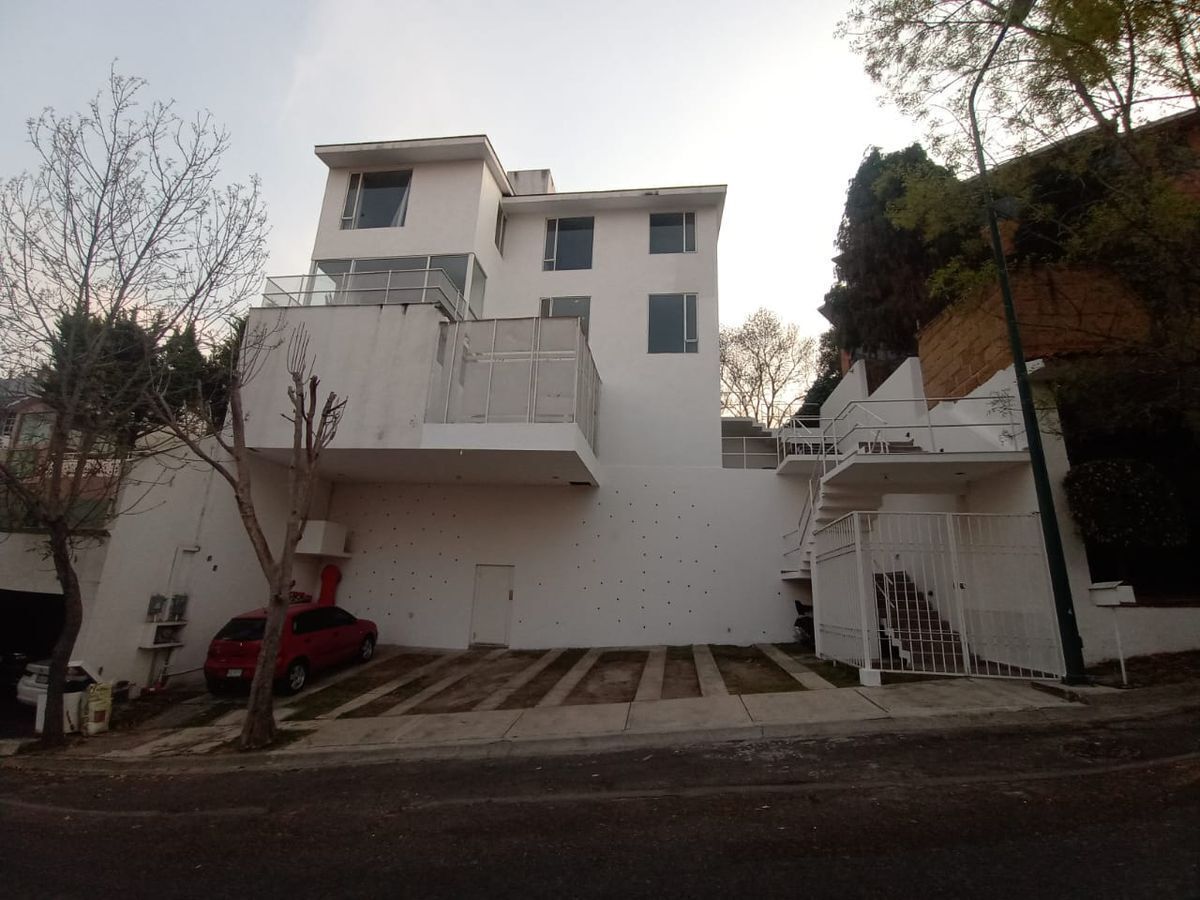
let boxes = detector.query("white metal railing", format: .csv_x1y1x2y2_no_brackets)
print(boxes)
261,269,474,321
425,317,600,451
812,510,1065,679
721,435,777,469
777,394,1026,474
781,477,818,573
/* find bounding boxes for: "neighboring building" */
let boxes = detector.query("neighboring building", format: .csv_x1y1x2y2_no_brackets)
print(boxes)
0,136,806,687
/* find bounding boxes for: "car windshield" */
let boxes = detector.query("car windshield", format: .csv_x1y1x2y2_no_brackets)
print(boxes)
215,618,265,641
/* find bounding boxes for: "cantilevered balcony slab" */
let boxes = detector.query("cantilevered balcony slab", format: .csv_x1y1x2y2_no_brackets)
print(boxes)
820,450,1029,492
243,303,600,486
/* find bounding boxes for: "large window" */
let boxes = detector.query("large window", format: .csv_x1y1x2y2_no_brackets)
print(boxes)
649,212,696,254
540,296,591,335
340,170,412,230
648,293,698,353
543,217,594,270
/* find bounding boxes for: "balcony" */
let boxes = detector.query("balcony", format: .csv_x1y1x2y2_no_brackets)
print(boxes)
243,298,601,486
776,396,1029,488
262,267,474,321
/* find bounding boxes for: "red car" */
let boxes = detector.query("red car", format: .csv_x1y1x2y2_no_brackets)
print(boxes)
205,603,377,695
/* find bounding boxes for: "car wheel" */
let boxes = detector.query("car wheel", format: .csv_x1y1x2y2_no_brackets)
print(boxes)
206,678,226,696
282,659,308,695
358,636,376,663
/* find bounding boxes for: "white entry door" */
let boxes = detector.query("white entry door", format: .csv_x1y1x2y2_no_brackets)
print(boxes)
470,565,514,647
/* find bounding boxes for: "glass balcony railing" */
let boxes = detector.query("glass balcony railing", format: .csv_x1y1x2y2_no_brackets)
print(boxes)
425,317,599,451
262,269,474,321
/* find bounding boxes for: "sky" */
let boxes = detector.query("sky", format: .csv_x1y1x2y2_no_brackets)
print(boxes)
0,0,923,336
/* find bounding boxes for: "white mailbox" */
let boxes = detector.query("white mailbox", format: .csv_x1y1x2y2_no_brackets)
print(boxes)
1088,581,1137,607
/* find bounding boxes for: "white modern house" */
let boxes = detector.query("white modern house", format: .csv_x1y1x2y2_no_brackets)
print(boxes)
0,135,807,687
2,134,1195,692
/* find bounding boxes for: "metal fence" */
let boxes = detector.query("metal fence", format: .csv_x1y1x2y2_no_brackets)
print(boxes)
261,269,472,321
777,395,1026,473
721,436,777,469
425,317,600,451
812,511,1065,679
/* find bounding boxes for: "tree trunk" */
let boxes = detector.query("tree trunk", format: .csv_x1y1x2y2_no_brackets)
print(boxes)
42,520,84,747
238,582,289,750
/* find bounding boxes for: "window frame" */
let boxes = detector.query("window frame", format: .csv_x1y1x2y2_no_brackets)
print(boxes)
539,296,592,336
494,206,507,254
543,217,595,271
647,293,699,354
339,169,413,231
649,212,697,254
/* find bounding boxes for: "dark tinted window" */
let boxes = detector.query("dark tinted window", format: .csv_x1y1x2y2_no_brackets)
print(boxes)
648,294,699,353
328,608,357,627
543,217,594,270
540,296,591,335
649,212,696,253
292,610,324,635
216,618,265,641
344,170,412,230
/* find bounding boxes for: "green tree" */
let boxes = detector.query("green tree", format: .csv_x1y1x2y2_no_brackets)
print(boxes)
822,144,971,365
841,0,1200,165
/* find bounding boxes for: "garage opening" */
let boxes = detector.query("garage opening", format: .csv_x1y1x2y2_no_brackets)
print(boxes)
1,588,65,738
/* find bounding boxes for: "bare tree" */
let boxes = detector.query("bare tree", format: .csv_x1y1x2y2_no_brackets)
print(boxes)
720,308,818,428
151,322,346,749
0,71,267,744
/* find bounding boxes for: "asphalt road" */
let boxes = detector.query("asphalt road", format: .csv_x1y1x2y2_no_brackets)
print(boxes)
1,710,1197,899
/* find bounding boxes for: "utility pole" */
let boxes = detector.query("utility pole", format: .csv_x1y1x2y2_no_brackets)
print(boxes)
967,0,1088,683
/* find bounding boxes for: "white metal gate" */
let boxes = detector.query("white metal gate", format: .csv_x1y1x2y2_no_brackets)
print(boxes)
812,511,1065,679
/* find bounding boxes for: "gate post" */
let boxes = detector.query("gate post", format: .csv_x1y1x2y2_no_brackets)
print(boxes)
945,513,972,676
854,512,880,686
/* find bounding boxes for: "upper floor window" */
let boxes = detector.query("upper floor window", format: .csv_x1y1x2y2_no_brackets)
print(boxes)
494,206,507,254
543,217,594,270
648,293,698,353
649,212,696,254
540,296,591,335
340,170,412,230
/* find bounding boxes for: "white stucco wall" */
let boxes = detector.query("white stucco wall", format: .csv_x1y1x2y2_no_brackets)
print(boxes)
310,160,487,262
324,467,805,649
242,304,442,451
68,447,330,685
484,206,722,467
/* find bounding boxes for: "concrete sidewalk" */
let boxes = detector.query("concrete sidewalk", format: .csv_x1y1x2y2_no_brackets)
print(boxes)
93,676,1092,763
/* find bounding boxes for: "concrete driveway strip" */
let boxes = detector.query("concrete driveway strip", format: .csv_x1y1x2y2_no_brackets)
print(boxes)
634,646,667,702
474,649,565,711
756,643,837,690
692,644,729,696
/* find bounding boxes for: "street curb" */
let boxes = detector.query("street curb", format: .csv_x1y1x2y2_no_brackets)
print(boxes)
7,687,1198,776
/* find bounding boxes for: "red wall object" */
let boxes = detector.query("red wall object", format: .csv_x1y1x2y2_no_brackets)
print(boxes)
318,564,342,606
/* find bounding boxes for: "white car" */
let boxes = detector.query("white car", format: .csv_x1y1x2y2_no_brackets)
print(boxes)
15,659,100,707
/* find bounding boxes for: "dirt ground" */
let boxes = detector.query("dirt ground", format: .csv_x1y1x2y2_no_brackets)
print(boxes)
709,644,804,694
412,651,544,714
288,651,442,720
661,646,702,699
499,648,587,710
566,650,647,705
